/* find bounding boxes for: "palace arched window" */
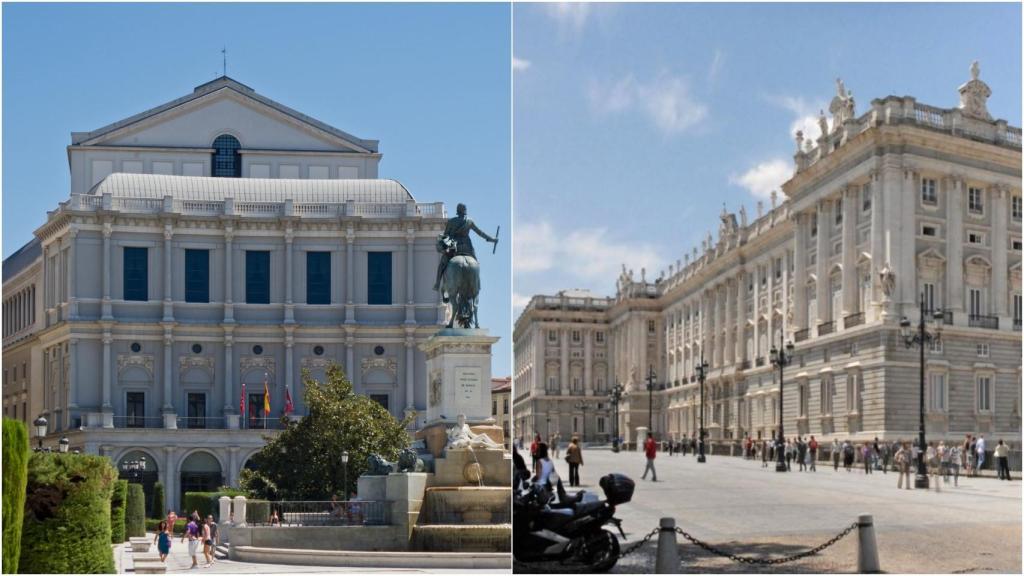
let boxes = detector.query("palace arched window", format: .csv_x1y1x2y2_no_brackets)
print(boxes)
212,134,241,178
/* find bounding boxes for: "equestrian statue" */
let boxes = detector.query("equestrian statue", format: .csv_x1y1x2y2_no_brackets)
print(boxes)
433,203,498,329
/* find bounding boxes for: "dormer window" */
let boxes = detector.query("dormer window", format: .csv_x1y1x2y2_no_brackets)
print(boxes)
212,134,241,178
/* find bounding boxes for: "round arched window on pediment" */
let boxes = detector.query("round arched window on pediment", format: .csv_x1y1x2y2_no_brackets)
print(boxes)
212,134,241,178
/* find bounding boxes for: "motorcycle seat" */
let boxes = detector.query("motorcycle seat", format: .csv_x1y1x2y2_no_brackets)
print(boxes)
573,500,605,517
538,507,575,529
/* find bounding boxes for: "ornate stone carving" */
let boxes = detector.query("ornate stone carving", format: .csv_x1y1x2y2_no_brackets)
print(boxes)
179,355,215,375
429,370,443,407
361,356,398,376
240,355,276,376
300,356,332,370
878,262,896,299
958,61,992,121
829,78,856,127
117,354,154,376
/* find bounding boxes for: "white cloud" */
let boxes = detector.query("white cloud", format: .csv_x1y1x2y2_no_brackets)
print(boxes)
588,73,708,135
729,159,791,200
767,94,831,141
545,3,591,35
512,292,533,314
512,57,531,72
515,220,664,282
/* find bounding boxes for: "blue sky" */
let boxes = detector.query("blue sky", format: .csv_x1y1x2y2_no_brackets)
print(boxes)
2,2,512,375
512,2,1022,314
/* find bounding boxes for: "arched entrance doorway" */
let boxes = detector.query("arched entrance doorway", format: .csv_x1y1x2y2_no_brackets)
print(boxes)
118,450,159,517
179,451,223,509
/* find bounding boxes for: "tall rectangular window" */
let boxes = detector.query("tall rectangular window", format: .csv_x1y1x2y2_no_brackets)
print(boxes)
969,288,982,316
184,249,210,303
370,394,389,412
306,251,331,305
968,187,984,214
187,393,206,429
922,282,936,313
246,251,271,304
799,384,808,417
1013,196,1022,221
123,247,148,301
367,252,392,305
928,373,946,412
126,392,145,428
921,179,937,204
1014,294,1022,324
820,377,833,415
976,376,992,412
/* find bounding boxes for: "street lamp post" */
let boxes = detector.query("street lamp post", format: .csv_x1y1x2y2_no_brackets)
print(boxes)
646,366,656,439
900,293,946,490
770,335,795,473
32,415,47,451
573,401,590,443
341,451,350,497
610,382,624,452
58,436,70,454
693,354,709,463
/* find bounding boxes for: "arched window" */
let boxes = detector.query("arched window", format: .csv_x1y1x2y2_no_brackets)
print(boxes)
212,134,241,177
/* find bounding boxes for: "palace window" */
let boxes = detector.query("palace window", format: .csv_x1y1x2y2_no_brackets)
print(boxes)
861,186,871,212
184,249,210,303
820,376,834,415
548,331,557,343
969,288,983,316
846,372,863,414
187,393,207,429
212,134,241,178
648,320,656,334
922,282,937,313
245,251,271,304
1014,294,1022,325
1013,196,1022,221
976,343,989,358
967,232,984,245
810,214,818,238
976,375,992,412
798,383,808,417
370,394,390,412
123,247,148,301
572,330,581,343
968,187,984,214
595,331,605,343
922,225,938,237
1012,239,1022,252
928,373,947,412
928,337,943,354
367,252,393,305
126,392,145,428
921,179,937,205
835,198,843,225
306,251,331,305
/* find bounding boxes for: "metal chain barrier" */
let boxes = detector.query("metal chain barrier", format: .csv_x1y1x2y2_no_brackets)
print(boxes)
673,521,860,565
617,527,661,558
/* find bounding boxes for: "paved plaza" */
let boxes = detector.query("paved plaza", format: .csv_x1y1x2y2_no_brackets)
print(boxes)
549,448,1021,573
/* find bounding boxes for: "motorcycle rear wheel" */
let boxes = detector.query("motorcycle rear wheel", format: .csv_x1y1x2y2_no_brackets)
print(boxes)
570,529,619,572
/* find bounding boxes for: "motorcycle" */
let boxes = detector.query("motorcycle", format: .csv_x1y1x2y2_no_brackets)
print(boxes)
513,449,635,572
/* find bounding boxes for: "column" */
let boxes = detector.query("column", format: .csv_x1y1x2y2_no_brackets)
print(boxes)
69,338,78,409
534,326,545,393
841,186,858,317
781,252,790,337
224,331,237,428
284,333,294,412
102,222,112,320
724,280,734,366
163,224,173,321
405,331,416,412
583,328,592,394
992,186,1009,320
560,327,569,394
946,177,964,317
67,229,78,319
345,334,355,381
766,258,775,347
101,332,112,411
224,227,234,323
227,447,240,491
345,227,355,324
405,229,416,324
736,270,747,362
816,199,831,326
794,212,808,331
162,329,176,428
284,228,295,324
163,447,177,512
867,172,884,317
752,268,761,358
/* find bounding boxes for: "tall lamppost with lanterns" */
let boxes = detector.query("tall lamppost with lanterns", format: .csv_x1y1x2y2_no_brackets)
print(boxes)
609,382,624,452
769,336,795,473
341,450,350,496
646,366,657,440
900,293,947,489
693,353,709,463
573,401,590,443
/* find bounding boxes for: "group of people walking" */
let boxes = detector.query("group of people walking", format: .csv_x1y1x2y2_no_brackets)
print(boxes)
529,433,585,487
153,509,219,568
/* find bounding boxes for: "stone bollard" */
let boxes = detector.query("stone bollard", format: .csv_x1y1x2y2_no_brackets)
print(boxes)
856,514,880,573
232,496,247,528
655,517,679,574
218,496,232,525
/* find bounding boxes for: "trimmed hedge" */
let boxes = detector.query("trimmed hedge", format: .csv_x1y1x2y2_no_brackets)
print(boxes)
19,452,116,574
145,518,186,536
151,482,166,519
2,419,30,574
110,479,128,543
183,489,245,522
125,483,146,538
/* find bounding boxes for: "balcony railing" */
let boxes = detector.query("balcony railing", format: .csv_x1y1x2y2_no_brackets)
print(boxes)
969,314,999,330
818,321,835,336
112,416,164,429
243,416,291,430
251,500,390,527
843,312,864,329
177,416,226,430
754,357,765,367
737,359,751,371
794,328,810,343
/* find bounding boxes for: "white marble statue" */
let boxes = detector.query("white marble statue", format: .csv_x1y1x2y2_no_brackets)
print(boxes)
447,414,503,450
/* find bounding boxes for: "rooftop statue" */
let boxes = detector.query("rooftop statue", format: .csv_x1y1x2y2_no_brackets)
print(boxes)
434,203,498,328
829,78,856,126
958,60,992,121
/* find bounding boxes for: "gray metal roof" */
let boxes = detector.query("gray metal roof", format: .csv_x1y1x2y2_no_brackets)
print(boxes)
3,237,41,283
90,173,414,203
71,76,378,153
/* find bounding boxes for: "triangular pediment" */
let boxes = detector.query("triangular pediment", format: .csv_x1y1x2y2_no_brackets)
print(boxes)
72,77,376,154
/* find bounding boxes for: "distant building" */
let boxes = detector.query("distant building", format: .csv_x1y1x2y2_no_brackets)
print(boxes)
515,66,1022,450
2,77,449,511
491,377,511,448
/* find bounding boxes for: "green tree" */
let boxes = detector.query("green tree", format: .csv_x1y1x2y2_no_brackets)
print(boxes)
151,481,165,519
2,418,30,574
240,364,412,500
110,479,128,543
125,483,146,538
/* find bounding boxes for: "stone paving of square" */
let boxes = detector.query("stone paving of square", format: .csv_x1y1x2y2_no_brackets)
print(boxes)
545,448,1021,574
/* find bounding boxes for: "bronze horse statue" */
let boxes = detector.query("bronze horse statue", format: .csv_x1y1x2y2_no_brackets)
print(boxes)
437,236,481,329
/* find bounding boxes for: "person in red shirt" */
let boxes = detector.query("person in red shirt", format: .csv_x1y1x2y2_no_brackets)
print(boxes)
530,434,541,468
641,433,658,482
808,436,819,472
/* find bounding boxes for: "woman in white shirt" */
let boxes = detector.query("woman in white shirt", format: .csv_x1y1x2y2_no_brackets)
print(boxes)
533,442,554,486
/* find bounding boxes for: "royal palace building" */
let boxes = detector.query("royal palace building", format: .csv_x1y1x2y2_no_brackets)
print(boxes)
515,65,1022,451
2,76,450,511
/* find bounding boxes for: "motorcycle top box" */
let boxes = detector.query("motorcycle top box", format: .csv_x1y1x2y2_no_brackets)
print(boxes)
598,473,635,505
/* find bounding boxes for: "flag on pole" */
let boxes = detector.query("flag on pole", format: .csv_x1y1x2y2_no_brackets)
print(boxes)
284,385,294,416
240,382,246,419
263,375,271,416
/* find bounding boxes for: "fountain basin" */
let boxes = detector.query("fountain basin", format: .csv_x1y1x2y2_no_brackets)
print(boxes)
420,486,511,525
410,524,511,553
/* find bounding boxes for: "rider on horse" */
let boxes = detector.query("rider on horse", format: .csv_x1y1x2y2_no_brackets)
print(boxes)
433,203,497,295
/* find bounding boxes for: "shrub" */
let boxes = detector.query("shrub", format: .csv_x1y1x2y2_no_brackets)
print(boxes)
145,518,186,536
2,418,30,574
151,482,165,519
125,483,146,538
183,489,246,522
19,452,116,574
110,479,128,543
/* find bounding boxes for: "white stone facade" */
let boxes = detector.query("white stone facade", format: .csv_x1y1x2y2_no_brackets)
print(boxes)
3,77,449,510
515,68,1022,450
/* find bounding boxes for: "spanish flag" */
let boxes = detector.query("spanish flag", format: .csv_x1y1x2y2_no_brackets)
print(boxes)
263,376,271,416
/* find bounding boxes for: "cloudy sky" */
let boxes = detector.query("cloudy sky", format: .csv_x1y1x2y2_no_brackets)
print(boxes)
513,2,1022,315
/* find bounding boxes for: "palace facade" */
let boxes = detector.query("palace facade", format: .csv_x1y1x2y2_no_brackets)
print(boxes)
514,65,1022,450
2,77,449,510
